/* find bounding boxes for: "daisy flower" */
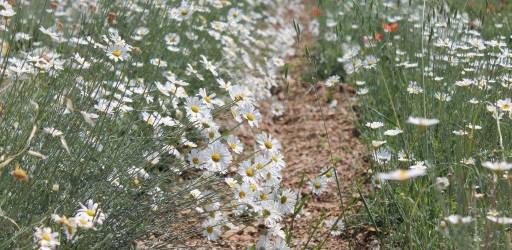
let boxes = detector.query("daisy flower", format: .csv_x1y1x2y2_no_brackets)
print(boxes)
239,160,257,183
226,135,244,154
75,213,95,229
200,55,218,76
497,98,512,112
482,161,512,171
229,85,250,102
203,125,221,142
445,215,473,224
406,116,439,127
309,176,328,195
34,226,60,249
227,8,242,22
373,149,392,164
256,132,282,153
487,215,512,224
202,219,221,241
0,1,15,17
150,58,168,68
324,218,346,236
324,75,340,87
51,214,77,240
164,33,180,46
258,200,283,226
270,101,285,117
172,1,194,21
275,189,297,214
267,151,286,170
258,165,282,186
406,81,423,94
202,141,232,173
365,121,384,129
198,88,216,108
234,183,253,204
237,102,261,127
185,97,208,121
371,140,386,148
320,166,335,180
76,199,106,225
376,168,426,181
384,128,403,136
105,44,130,62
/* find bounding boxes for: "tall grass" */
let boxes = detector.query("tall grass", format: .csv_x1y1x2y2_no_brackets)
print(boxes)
311,0,512,248
0,0,299,248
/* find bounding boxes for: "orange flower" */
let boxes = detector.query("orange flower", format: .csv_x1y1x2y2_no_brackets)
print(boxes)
375,32,384,41
383,22,399,32
311,6,321,17
10,163,28,181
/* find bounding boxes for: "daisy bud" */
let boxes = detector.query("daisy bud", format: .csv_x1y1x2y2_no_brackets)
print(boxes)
131,47,142,55
107,12,117,25
10,163,28,181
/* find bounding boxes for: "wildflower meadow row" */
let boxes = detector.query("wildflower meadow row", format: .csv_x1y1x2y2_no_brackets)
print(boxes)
0,0,312,249
311,0,512,248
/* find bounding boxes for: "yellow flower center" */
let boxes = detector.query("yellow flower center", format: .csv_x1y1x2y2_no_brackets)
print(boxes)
180,8,189,16
208,131,215,139
192,157,200,164
204,96,211,103
86,209,95,217
229,143,237,150
191,105,199,113
42,233,51,241
264,140,273,149
249,183,257,191
246,112,255,121
325,171,333,178
314,182,321,189
207,226,213,234
280,196,288,204
256,163,264,170
245,167,254,177
79,217,89,225
238,191,246,199
398,170,408,180
262,209,271,217
211,153,221,162
503,104,510,110
111,49,122,57
234,95,243,101
260,193,268,200
147,116,156,125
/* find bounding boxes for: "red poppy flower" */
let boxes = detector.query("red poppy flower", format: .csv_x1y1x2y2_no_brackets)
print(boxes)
375,32,384,41
383,22,399,32
311,6,321,17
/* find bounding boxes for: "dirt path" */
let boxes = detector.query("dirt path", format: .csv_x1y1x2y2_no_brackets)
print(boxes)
251,66,378,249
182,58,378,249
144,2,378,249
